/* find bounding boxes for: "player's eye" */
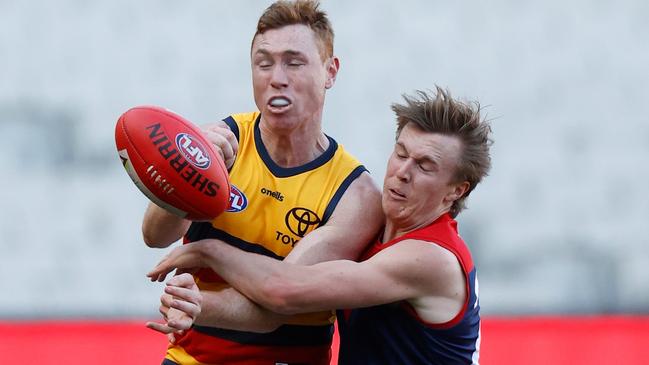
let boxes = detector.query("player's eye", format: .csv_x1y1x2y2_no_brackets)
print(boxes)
287,59,304,67
255,58,273,69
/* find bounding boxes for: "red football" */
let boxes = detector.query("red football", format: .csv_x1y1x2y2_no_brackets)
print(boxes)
115,105,230,221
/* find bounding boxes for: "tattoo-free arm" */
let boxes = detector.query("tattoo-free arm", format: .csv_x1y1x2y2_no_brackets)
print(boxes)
194,238,466,322
150,172,383,331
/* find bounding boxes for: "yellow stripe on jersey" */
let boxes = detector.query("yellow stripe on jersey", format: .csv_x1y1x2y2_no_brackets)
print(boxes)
166,346,206,365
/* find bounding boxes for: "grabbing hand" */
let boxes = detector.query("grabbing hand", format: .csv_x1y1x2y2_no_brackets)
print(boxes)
146,273,202,340
202,122,238,170
147,242,206,282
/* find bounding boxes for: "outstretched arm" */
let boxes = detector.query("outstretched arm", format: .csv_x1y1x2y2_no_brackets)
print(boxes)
148,173,383,333
150,238,467,323
148,273,286,334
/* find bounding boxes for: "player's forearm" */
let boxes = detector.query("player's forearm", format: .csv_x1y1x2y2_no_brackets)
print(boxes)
194,288,286,333
197,240,317,314
142,203,191,248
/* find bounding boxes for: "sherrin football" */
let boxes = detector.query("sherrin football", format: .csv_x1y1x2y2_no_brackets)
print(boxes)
115,106,230,221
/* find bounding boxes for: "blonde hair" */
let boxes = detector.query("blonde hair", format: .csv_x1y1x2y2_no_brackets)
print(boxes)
392,86,493,217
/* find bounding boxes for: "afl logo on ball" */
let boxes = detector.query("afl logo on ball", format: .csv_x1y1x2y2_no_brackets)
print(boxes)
227,185,248,213
175,133,211,169
285,207,321,237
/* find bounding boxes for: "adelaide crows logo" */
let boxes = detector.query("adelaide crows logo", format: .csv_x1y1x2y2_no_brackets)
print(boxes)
285,207,321,237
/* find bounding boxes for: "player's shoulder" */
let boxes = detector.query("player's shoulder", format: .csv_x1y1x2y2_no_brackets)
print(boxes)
396,237,463,271
329,171,383,227
228,111,260,125
346,171,381,197
221,111,260,141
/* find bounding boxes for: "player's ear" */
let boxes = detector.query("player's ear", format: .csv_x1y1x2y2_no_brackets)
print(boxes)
446,181,470,203
325,56,339,89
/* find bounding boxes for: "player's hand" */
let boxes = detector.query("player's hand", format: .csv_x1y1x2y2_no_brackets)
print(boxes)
202,122,238,170
147,243,205,282
146,273,202,340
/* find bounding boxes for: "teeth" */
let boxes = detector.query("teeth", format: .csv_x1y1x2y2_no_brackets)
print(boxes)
270,98,290,107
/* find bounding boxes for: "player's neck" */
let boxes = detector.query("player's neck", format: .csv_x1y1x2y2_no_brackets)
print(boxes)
382,209,449,243
259,121,330,168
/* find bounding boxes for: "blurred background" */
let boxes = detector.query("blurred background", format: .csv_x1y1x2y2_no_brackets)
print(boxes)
1,0,648,362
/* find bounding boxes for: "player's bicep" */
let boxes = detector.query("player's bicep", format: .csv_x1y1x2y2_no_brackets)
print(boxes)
285,172,383,264
309,240,461,309
282,248,421,311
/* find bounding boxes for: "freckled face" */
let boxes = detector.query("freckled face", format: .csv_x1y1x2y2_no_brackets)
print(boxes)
251,24,336,131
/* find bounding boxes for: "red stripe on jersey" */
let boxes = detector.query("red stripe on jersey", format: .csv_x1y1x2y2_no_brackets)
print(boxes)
173,328,331,365
361,213,475,329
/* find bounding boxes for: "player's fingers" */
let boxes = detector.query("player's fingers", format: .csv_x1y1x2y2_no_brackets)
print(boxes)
159,302,170,320
165,284,201,304
152,252,181,281
147,270,168,282
147,249,187,281
167,273,199,289
167,315,194,331
146,260,172,282
146,321,185,343
165,293,201,319
219,126,239,157
146,321,175,335
202,123,238,154
207,128,237,168
160,293,175,309
203,130,235,166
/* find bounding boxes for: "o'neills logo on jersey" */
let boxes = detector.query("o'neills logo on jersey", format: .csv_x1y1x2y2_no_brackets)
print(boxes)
145,123,220,197
226,185,248,212
260,187,284,201
175,133,211,169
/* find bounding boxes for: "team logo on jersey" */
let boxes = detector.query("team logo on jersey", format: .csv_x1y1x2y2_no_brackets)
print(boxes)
285,207,321,237
175,133,211,169
226,184,248,212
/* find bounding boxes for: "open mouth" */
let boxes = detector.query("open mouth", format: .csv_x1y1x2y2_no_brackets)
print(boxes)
268,96,291,110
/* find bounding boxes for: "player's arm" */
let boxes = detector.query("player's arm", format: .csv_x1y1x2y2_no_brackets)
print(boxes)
194,288,287,332
152,238,466,322
193,175,382,329
141,121,238,248
283,171,384,264
148,172,383,331
142,204,192,248
147,275,284,334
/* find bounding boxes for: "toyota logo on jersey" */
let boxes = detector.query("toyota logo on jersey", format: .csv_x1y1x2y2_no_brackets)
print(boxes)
175,133,211,169
285,207,321,237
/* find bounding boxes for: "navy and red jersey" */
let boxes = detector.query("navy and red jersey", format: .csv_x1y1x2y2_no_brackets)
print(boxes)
337,213,481,364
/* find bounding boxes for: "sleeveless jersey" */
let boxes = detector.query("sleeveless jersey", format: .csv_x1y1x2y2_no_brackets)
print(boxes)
337,213,481,365
165,112,367,365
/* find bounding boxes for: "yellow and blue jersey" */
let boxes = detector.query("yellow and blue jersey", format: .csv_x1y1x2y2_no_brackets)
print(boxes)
165,112,366,365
